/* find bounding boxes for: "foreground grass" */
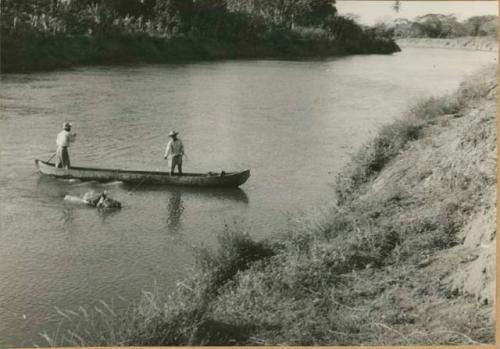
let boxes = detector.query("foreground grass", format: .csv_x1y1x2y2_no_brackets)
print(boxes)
40,65,497,346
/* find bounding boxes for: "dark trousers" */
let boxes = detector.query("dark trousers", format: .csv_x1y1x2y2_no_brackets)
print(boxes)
171,155,183,175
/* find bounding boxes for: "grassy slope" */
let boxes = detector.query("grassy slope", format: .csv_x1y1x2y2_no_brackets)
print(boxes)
42,66,497,347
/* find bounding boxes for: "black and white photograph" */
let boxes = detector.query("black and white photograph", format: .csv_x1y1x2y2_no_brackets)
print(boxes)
0,0,497,347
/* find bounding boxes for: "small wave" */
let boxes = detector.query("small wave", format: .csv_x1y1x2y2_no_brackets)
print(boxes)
103,181,123,186
63,195,87,204
57,178,82,183
70,180,97,186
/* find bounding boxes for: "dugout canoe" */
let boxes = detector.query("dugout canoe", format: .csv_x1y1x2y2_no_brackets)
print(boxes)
35,160,250,187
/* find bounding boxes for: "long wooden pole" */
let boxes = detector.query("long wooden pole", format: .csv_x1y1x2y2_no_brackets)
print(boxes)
46,152,57,163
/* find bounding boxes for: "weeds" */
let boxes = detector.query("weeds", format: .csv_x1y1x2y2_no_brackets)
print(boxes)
409,95,460,120
335,117,423,203
40,228,275,346
195,226,275,295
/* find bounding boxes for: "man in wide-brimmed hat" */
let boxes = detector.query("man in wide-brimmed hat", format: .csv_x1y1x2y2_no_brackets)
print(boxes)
55,122,77,168
164,130,184,175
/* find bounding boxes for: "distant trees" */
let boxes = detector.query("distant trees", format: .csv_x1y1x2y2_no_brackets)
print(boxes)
326,16,362,41
414,14,459,38
371,21,395,39
3,0,496,42
465,15,498,37
226,0,336,29
1,0,400,55
392,14,498,39
296,0,337,27
0,0,341,40
2,0,403,73
1,0,237,38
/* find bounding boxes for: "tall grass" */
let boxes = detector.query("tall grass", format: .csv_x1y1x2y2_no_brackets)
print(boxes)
39,227,275,346
334,117,424,204
196,226,275,295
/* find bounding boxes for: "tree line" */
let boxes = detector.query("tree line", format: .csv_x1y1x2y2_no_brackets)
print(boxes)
1,0,394,45
1,0,401,73
374,14,498,39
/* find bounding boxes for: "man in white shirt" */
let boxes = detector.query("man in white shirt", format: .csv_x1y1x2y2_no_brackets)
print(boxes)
55,122,76,168
164,130,184,175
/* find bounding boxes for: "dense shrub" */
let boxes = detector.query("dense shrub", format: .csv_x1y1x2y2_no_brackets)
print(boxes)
195,228,275,295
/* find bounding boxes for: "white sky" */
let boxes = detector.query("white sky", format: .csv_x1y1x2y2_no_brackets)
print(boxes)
336,1,498,25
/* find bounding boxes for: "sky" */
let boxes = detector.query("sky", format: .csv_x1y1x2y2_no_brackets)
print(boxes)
336,1,498,25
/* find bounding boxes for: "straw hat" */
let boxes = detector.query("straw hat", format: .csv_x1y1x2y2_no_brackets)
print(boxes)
168,130,179,137
62,122,72,130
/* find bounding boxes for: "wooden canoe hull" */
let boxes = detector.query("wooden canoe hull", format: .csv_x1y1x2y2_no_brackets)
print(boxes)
35,160,250,187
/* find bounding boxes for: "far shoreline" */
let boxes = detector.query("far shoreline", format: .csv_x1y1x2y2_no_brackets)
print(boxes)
0,35,400,74
5,36,497,75
396,36,498,52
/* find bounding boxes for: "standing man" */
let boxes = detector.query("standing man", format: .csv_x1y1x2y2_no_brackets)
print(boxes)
55,122,76,168
164,130,185,175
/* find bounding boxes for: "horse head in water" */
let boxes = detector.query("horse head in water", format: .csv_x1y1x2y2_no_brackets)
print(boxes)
82,190,121,209
96,193,121,209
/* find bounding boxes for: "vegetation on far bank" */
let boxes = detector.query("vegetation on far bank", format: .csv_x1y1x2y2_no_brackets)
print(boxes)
385,12,498,52
372,13,498,39
396,36,498,52
0,32,397,73
0,0,400,73
40,64,497,346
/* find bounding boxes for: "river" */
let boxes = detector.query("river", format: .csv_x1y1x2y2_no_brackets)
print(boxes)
0,47,496,347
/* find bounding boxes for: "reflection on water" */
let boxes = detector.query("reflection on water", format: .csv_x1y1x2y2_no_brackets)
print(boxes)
97,207,122,222
122,183,250,204
36,175,70,199
166,190,184,233
37,175,250,234
160,187,249,234
60,207,74,227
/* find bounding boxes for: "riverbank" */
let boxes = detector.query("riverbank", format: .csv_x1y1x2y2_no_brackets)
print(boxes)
0,34,399,73
43,64,497,346
397,36,498,51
